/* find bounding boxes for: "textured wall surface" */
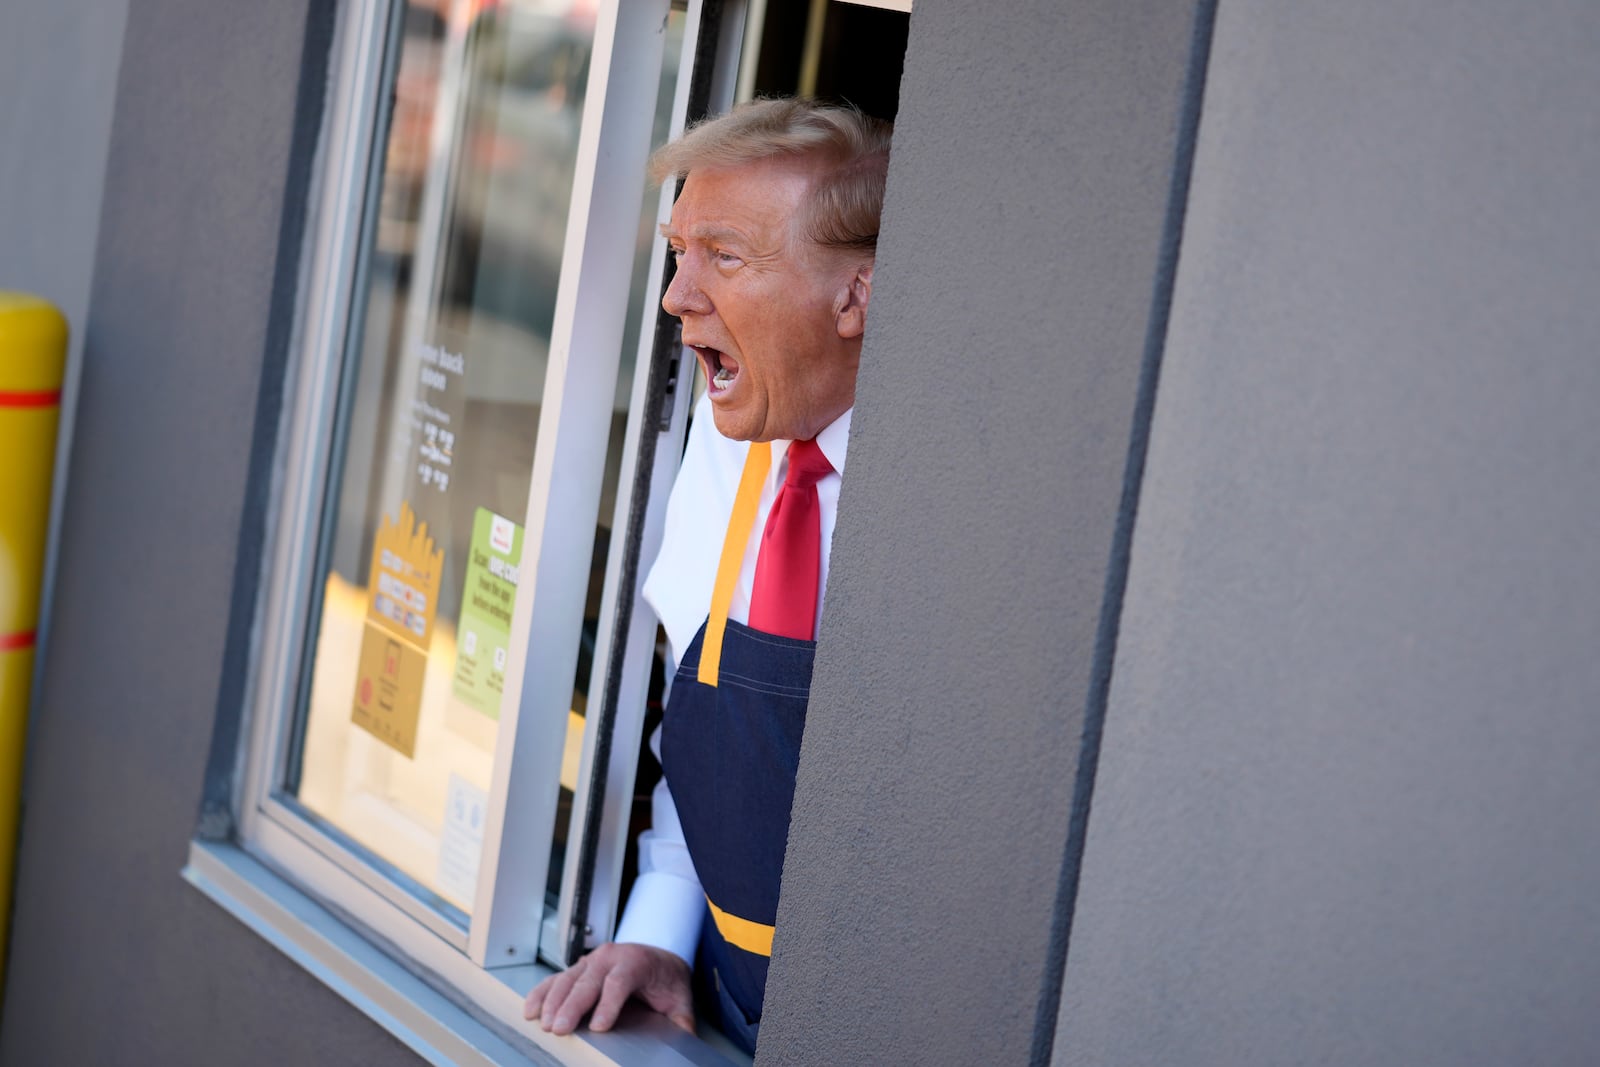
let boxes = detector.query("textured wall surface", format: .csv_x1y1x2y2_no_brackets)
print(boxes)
1057,2,1600,1065
760,1,1206,1063
0,0,130,690
15,1,1589,1064
0,0,126,354
0,1,413,1063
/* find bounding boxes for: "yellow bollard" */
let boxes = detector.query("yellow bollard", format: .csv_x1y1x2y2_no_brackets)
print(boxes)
0,293,67,988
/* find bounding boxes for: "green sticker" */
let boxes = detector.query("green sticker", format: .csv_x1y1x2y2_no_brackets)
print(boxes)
452,508,523,719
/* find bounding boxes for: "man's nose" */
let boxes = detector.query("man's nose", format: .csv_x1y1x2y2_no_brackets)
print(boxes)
662,261,708,317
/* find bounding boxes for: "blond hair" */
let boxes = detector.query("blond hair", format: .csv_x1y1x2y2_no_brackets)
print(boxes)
649,97,892,256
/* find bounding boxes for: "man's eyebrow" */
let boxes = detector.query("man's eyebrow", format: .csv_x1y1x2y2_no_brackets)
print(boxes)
658,222,753,247
690,225,749,245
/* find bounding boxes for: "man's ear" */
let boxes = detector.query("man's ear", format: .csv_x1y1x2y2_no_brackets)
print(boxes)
834,261,875,340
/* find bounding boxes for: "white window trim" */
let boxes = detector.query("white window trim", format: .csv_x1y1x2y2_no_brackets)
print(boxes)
470,0,679,969
185,838,747,1066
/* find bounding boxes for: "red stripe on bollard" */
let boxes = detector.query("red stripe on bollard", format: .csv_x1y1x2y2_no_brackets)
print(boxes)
0,390,61,408
0,390,61,407
0,632,37,652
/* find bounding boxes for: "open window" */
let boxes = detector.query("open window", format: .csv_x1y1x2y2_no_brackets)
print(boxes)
551,0,911,980
196,0,908,1062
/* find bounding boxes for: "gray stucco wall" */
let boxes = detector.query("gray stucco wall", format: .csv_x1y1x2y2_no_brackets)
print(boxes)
1057,3,1600,1066
11,0,1593,1064
0,0,126,359
0,1,413,1063
0,0,130,700
761,1,1209,1063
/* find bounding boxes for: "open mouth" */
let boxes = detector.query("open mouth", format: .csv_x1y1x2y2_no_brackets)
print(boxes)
690,344,740,396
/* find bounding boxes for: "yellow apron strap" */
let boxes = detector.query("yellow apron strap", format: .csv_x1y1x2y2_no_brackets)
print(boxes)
706,894,776,958
698,441,771,689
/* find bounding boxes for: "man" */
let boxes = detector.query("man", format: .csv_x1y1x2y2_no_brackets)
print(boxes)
525,98,891,1054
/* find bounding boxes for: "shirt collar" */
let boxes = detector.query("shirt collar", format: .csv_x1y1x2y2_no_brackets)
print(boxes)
770,407,852,484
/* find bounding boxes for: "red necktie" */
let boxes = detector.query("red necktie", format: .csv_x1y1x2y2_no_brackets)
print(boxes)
748,438,833,640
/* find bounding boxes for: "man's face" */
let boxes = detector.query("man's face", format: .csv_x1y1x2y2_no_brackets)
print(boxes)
660,157,868,442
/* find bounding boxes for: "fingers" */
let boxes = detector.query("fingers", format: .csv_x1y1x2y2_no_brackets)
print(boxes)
524,943,694,1038
547,962,607,1035
587,968,635,1032
528,972,560,1023
524,958,590,1034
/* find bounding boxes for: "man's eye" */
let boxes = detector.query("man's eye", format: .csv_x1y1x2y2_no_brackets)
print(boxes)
714,250,741,266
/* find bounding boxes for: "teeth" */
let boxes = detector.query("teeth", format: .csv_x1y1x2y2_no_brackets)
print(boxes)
713,368,735,386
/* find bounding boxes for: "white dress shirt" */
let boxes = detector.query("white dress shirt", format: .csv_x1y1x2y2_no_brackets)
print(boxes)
614,391,850,964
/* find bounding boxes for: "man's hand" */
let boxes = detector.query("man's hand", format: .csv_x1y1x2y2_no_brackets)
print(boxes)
524,942,695,1037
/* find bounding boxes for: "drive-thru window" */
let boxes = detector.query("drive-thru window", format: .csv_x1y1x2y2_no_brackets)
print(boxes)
191,1,908,1061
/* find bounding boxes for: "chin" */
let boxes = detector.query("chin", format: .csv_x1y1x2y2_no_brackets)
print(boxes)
709,407,757,442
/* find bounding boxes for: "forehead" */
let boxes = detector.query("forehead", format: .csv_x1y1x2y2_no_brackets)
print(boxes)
666,157,817,238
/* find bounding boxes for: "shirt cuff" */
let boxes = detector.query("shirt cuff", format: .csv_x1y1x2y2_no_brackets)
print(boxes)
615,870,706,967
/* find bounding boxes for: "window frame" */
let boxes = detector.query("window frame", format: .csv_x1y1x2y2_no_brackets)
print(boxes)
190,0,785,1059
232,0,707,1011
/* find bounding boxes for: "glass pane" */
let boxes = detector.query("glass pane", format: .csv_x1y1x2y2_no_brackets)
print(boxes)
282,0,681,925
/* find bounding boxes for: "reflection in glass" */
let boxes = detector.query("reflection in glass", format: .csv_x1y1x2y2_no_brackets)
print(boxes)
286,0,682,924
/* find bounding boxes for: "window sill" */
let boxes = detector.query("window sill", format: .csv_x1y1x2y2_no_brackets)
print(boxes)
184,840,749,1067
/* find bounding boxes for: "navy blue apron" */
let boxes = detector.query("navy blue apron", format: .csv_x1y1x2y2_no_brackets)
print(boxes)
661,619,813,1053
657,440,816,1055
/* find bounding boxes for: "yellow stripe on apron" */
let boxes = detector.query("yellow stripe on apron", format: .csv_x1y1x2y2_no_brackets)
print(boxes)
697,441,771,689
706,895,777,957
